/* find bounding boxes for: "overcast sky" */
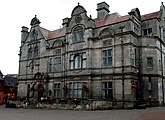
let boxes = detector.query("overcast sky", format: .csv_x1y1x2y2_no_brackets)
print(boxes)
0,0,163,75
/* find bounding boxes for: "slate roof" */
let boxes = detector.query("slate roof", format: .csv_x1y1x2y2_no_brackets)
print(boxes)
4,74,18,86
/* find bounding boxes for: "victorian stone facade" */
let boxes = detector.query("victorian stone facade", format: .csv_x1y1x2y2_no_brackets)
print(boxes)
18,2,165,106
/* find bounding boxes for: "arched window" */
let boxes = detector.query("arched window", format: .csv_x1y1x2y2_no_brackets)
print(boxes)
69,52,86,69
72,26,84,43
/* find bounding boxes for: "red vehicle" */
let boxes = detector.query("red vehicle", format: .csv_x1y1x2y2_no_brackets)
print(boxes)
4,86,17,100
0,80,4,105
3,74,18,107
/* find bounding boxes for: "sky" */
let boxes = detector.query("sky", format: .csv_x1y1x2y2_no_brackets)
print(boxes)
0,0,163,75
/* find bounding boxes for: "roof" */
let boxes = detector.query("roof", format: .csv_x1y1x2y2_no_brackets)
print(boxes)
39,10,161,40
39,27,65,40
4,74,18,86
95,13,129,27
141,11,161,21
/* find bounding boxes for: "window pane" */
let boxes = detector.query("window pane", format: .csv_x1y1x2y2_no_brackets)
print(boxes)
55,57,61,71
73,90,77,98
148,28,152,35
70,61,73,69
70,54,74,60
82,53,86,59
103,58,107,65
70,54,74,69
102,50,107,57
75,56,78,68
108,50,112,56
108,57,112,65
102,82,113,99
78,90,81,98
75,55,81,69
102,49,112,66
143,29,147,35
147,57,153,67
72,26,84,43
73,83,77,89
77,83,81,89
82,59,86,68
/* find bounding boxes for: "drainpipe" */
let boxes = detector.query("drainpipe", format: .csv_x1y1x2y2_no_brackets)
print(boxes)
119,26,125,109
160,27,164,105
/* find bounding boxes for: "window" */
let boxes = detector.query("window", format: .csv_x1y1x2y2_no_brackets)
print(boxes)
48,58,52,72
69,82,82,98
54,57,61,71
28,45,39,59
134,49,137,66
74,55,81,69
102,49,112,66
55,49,61,55
72,26,84,43
54,83,61,98
28,47,33,58
159,59,162,71
82,53,87,68
102,82,113,99
34,45,39,57
147,57,153,68
163,29,165,42
69,53,87,69
143,28,152,36
70,54,74,69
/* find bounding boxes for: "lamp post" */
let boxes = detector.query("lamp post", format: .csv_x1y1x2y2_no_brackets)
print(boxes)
119,26,125,109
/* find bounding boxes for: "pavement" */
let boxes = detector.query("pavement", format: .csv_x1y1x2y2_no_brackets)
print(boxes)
136,111,165,120
0,104,165,120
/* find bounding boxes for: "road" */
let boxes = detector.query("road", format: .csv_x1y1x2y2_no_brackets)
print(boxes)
0,105,165,120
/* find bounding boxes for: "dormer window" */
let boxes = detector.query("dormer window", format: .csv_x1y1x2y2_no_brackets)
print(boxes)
72,26,84,43
143,28,152,36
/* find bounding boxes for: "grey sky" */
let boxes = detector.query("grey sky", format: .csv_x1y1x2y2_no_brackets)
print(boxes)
0,0,163,75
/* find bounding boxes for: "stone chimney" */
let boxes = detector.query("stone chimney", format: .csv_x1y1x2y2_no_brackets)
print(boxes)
21,26,29,44
97,2,110,21
62,17,70,27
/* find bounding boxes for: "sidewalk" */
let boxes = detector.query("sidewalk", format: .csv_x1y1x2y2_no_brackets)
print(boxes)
0,104,5,109
136,111,165,120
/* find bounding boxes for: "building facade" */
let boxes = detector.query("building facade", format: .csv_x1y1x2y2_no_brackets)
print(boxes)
18,2,165,106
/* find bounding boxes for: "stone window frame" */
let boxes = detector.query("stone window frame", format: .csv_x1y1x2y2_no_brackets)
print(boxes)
102,49,112,66
28,46,33,59
54,56,62,72
54,83,61,98
102,82,113,100
72,25,84,43
68,82,82,98
143,28,152,36
146,57,153,69
69,52,87,69
33,45,39,58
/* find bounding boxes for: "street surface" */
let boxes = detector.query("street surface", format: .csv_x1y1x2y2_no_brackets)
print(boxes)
0,105,165,120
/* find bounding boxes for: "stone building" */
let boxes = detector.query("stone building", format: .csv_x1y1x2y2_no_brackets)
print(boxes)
18,2,165,107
